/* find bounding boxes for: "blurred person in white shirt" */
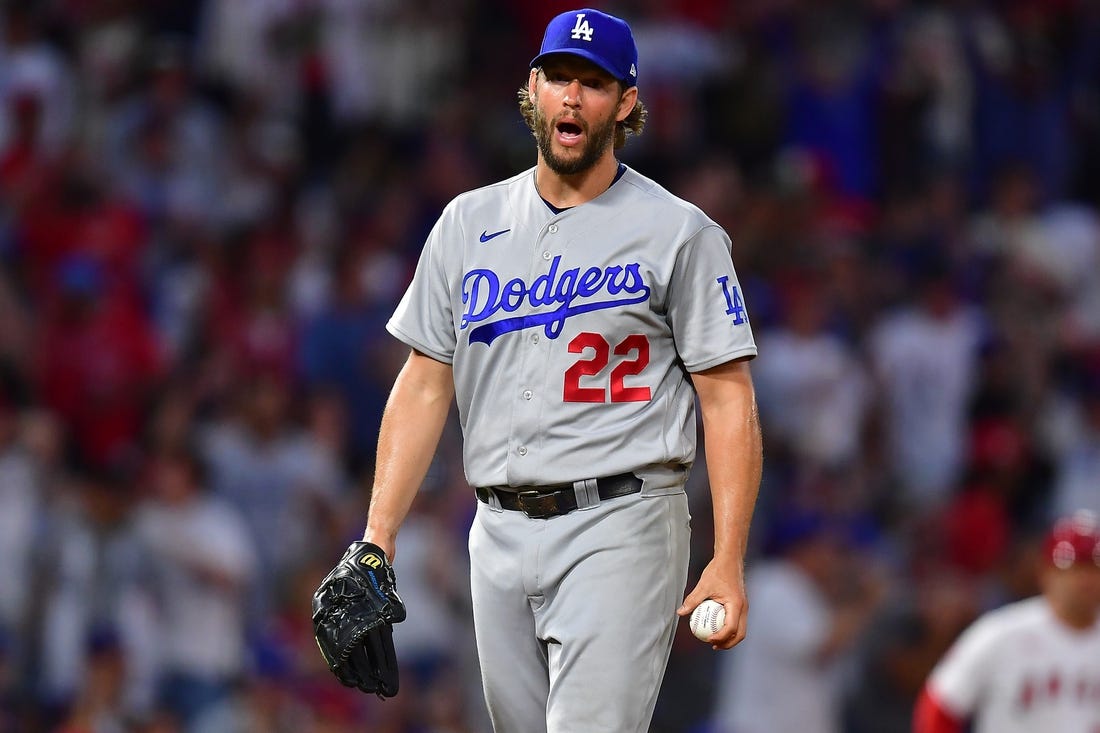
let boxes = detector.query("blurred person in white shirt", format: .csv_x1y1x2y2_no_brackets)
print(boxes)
1048,372,1100,518
868,260,984,509
134,445,256,729
39,464,158,720
200,375,340,619
0,403,38,651
914,510,1100,733
0,4,75,155
754,274,870,471
711,510,885,733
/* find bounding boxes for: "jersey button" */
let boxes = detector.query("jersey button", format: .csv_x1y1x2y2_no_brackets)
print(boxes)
542,251,552,260
548,224,559,233
522,390,533,400
518,446,528,456
531,334,540,344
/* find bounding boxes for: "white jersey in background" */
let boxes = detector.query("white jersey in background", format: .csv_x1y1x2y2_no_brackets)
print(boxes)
927,596,1100,733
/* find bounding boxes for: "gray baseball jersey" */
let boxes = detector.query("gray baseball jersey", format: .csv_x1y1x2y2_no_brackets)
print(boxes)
387,164,756,489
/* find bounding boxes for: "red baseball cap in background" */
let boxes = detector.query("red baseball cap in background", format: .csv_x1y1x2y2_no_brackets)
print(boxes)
1044,510,1100,570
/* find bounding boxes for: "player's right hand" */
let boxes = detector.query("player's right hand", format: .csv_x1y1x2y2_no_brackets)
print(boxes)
678,556,748,650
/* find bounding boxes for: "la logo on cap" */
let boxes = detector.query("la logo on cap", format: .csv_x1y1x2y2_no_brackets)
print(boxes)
570,13,594,41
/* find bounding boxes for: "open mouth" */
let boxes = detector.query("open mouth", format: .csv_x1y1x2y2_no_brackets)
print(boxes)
555,119,584,144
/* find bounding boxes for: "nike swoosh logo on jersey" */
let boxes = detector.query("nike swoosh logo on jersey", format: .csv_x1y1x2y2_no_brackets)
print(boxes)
479,228,511,243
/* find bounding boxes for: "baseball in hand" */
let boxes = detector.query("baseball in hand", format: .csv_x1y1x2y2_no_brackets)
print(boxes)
689,599,726,642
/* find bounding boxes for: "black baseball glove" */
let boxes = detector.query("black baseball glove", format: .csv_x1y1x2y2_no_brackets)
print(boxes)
312,541,406,697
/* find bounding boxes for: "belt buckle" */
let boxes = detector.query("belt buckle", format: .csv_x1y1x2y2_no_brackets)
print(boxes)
517,489,561,519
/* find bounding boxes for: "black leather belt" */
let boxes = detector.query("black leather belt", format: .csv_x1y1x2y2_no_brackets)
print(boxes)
475,473,642,519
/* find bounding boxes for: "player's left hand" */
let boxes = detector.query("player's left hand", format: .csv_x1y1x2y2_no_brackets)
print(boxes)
312,541,407,697
677,557,747,650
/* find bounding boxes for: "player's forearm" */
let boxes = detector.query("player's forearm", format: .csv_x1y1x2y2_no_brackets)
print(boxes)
704,418,762,564
363,350,455,558
694,359,763,563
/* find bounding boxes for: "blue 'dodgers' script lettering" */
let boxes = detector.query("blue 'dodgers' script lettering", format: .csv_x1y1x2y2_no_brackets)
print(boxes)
461,255,650,345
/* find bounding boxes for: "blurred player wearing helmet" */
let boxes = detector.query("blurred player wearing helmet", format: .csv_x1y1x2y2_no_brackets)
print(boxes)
914,510,1100,733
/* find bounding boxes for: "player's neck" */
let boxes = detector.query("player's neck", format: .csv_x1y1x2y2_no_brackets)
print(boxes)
534,153,621,209
1046,596,1099,632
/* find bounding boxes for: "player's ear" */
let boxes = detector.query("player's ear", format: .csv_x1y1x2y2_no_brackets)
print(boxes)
616,86,638,123
528,68,539,102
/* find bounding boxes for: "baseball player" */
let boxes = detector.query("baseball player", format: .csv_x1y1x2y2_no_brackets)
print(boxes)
913,509,1100,733
314,8,762,732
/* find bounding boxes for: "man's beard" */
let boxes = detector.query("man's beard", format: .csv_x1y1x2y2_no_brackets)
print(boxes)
534,107,617,176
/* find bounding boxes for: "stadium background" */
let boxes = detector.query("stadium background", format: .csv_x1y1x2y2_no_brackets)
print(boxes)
1,0,1099,731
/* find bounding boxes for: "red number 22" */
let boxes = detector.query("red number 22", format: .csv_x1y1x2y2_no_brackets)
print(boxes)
563,333,652,403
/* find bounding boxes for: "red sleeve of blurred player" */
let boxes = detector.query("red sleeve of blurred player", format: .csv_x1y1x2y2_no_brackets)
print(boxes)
913,686,965,733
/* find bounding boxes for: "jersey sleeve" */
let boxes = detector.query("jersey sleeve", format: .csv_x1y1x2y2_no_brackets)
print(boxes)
666,224,757,372
926,614,1000,719
913,686,966,733
386,210,458,363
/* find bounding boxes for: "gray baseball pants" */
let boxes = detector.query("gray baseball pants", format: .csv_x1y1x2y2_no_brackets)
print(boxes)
468,489,691,732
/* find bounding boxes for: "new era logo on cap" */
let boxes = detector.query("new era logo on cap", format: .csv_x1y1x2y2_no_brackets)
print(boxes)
531,8,639,87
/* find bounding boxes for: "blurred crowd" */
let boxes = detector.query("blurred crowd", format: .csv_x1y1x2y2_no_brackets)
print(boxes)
1,0,1099,732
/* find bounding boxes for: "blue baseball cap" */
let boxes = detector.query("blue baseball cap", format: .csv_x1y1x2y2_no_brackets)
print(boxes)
531,9,638,87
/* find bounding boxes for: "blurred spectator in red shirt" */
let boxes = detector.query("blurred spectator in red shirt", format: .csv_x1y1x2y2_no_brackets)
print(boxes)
15,152,147,307
33,254,163,468
0,89,51,214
